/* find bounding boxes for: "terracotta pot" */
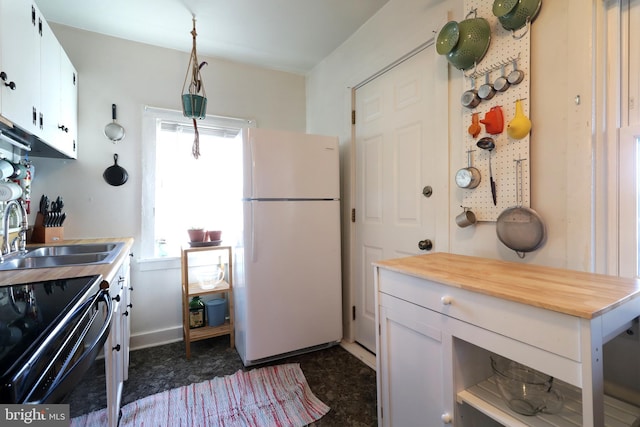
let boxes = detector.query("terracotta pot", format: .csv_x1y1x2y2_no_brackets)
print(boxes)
187,228,206,242
207,230,222,242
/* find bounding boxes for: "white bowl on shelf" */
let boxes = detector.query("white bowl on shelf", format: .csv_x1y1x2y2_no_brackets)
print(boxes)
197,267,225,289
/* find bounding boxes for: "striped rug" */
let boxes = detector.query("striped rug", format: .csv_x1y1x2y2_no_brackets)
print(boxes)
71,363,330,427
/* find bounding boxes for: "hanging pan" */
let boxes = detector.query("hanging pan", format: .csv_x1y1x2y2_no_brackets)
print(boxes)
496,159,545,258
104,104,125,143
103,154,128,186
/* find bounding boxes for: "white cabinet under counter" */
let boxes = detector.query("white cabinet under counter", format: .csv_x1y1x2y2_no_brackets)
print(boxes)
374,253,640,427
103,251,131,427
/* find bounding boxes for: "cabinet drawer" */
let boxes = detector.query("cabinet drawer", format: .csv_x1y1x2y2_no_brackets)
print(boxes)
376,268,582,361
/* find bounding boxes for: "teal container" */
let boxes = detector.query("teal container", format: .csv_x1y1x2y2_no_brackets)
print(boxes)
205,298,226,327
182,94,207,119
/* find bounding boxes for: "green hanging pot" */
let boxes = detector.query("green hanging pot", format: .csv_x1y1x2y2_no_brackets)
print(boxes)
182,94,207,119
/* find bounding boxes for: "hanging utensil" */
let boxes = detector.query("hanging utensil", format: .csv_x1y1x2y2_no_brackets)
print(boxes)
480,106,504,135
455,150,481,189
496,159,546,258
456,206,477,228
104,104,126,143
478,73,496,100
493,64,510,92
507,58,525,85
507,99,532,139
476,137,497,205
468,112,481,138
103,154,129,186
461,77,481,109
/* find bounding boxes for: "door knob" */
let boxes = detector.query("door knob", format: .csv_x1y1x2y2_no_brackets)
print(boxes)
418,239,433,251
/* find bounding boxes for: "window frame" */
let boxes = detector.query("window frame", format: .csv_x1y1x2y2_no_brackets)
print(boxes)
140,106,255,260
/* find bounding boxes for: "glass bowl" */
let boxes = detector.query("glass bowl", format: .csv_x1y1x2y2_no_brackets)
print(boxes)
490,354,564,416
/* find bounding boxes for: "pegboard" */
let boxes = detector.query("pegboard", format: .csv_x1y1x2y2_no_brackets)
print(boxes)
457,0,532,222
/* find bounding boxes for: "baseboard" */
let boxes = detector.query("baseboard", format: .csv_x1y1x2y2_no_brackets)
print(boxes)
340,340,376,371
130,326,183,351
128,328,378,373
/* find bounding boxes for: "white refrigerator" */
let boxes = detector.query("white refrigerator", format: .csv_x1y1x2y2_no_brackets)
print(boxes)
233,127,343,366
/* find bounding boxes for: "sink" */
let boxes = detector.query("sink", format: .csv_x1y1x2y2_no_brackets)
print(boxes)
26,243,119,257
0,242,124,271
0,253,110,270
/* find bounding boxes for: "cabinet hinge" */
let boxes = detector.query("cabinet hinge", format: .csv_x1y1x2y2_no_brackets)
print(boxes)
352,305,356,321
351,208,356,223
379,323,381,335
351,110,356,125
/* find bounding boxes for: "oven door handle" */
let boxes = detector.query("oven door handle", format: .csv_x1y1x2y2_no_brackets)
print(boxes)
27,288,113,404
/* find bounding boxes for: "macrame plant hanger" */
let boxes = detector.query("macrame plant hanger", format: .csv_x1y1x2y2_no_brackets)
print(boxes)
181,17,208,159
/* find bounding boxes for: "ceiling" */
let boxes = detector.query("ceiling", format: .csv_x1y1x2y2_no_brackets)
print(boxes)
35,0,389,75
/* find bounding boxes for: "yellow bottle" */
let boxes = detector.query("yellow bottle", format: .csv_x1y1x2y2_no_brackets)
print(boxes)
507,99,532,140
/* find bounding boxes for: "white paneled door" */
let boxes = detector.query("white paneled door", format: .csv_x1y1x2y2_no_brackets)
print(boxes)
354,46,443,352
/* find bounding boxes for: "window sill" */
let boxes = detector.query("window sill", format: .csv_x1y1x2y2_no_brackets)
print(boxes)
137,256,181,271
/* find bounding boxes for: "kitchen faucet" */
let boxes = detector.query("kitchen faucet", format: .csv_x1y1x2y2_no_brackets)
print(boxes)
1,199,28,262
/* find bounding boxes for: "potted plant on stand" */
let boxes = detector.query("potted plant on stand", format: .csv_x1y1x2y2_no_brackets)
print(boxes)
181,17,208,159
187,227,206,244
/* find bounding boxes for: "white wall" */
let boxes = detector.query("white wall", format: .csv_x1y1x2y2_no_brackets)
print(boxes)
28,1,606,356
307,0,640,395
30,25,307,348
306,0,594,338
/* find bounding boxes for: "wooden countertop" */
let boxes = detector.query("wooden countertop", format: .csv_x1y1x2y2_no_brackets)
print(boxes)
0,237,134,286
374,252,640,319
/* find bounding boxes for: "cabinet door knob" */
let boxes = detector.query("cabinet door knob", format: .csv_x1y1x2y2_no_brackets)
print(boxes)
441,296,453,305
112,344,121,352
0,72,16,90
441,412,452,423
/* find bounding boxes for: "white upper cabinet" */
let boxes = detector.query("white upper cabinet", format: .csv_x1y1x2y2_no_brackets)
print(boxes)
57,49,77,158
0,0,78,159
0,0,40,135
39,17,61,144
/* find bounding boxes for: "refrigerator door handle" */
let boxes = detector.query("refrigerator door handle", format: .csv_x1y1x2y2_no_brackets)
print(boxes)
250,202,257,262
248,136,256,198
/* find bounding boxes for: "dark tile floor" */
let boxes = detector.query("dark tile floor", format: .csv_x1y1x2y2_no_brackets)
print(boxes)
66,336,377,426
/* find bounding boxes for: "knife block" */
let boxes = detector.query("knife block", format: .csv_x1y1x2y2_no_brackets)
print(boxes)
31,212,64,243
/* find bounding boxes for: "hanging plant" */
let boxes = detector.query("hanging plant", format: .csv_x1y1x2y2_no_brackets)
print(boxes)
181,17,208,159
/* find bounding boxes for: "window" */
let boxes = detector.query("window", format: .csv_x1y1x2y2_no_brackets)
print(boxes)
141,106,255,259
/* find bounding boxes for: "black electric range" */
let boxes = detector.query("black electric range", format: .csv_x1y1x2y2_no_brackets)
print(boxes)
0,275,112,403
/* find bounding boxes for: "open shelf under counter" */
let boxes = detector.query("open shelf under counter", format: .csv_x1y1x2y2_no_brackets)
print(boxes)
458,376,640,427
